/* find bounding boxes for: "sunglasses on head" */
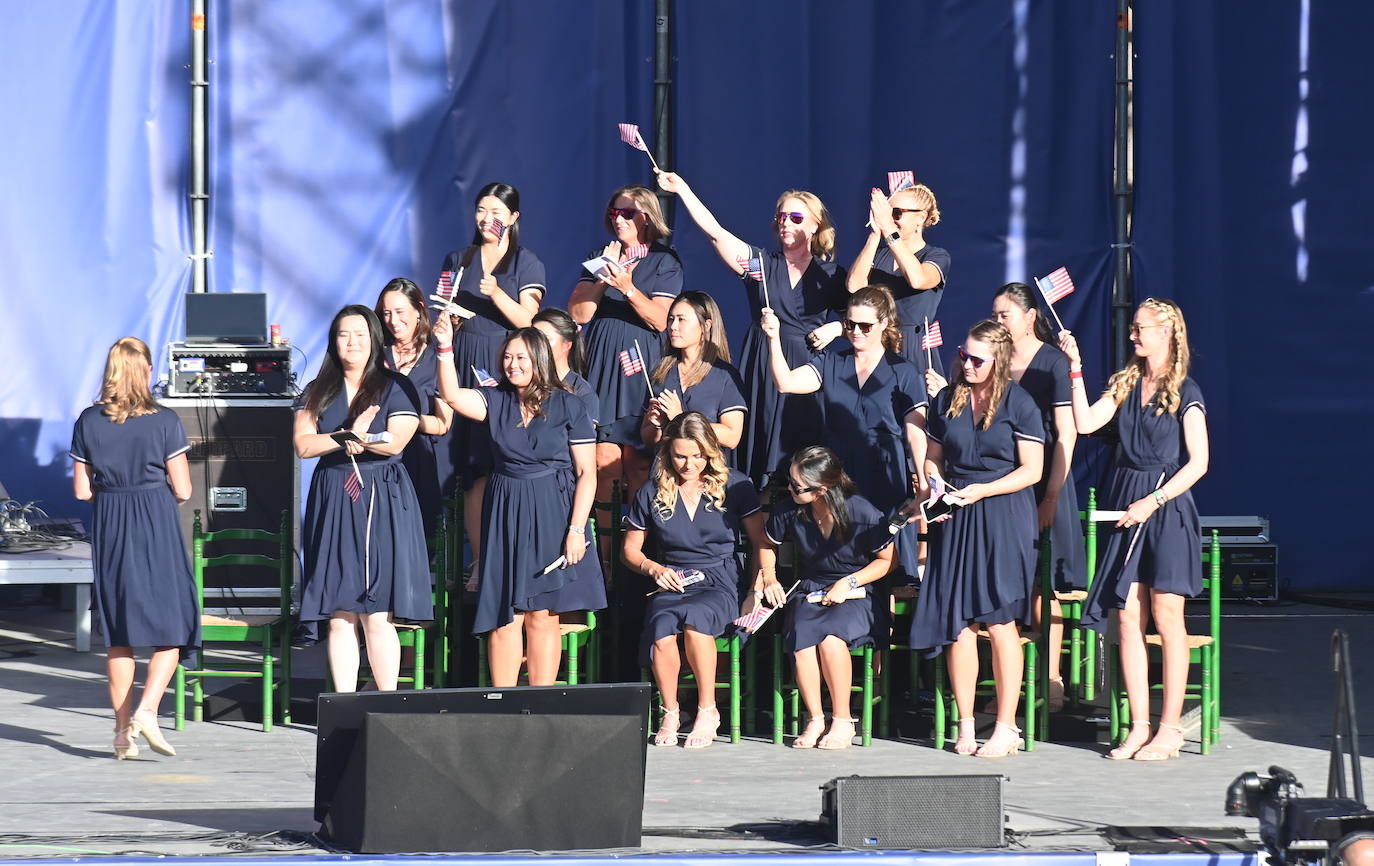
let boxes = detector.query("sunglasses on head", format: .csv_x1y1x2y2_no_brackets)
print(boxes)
788,481,822,494
958,347,991,369
607,207,641,221
892,207,925,221
843,319,880,335
775,211,805,225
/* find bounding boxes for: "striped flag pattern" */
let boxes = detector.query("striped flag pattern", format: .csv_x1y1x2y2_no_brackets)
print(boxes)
343,468,362,503
436,270,454,299
618,345,644,377
922,321,944,350
1036,267,1076,304
888,170,915,194
472,367,498,387
618,122,647,151
488,217,506,241
623,243,648,263
736,255,764,281
732,606,771,633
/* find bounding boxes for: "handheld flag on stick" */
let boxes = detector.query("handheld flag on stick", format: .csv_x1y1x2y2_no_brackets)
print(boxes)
436,269,457,300
888,170,915,194
618,345,644,378
731,581,800,646
617,123,660,172
1034,266,1075,331
488,218,506,242
471,366,497,387
622,243,649,264
736,247,770,308
631,338,655,397
922,318,943,369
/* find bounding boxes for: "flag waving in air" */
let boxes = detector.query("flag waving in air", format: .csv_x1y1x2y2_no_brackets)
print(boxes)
922,320,944,350
436,270,455,299
617,122,661,171
1034,266,1075,331
471,367,497,387
888,170,915,194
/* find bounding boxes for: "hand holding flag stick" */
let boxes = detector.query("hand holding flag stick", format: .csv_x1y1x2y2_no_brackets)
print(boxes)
732,581,800,634
618,123,660,172
1034,266,1076,332
631,338,655,398
735,248,769,309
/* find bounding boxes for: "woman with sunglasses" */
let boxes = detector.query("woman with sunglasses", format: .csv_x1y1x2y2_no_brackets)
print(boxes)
762,286,927,582
848,184,949,378
436,182,546,582
623,412,766,748
570,186,683,500
1059,299,1208,761
657,171,847,489
910,320,1045,758
755,446,895,749
432,317,604,687
640,291,746,460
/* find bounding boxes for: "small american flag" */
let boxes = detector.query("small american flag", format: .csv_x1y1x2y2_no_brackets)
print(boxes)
618,122,647,152
922,320,944,350
472,367,498,387
1036,267,1076,305
343,467,362,503
618,345,644,377
732,606,771,633
736,254,764,281
622,243,648,263
888,170,915,194
436,270,454,299
488,217,506,241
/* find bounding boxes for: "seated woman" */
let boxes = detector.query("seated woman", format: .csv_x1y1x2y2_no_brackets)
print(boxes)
756,446,895,750
622,412,765,748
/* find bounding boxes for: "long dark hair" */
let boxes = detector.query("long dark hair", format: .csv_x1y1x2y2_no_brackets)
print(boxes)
374,278,432,354
651,291,731,387
498,327,564,419
790,445,860,544
993,282,1055,344
304,305,390,422
464,182,521,275
531,307,587,376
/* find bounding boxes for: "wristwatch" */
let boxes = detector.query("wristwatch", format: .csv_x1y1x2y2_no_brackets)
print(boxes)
887,230,901,243
846,575,859,590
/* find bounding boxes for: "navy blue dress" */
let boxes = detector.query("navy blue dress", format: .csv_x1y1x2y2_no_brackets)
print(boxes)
910,384,1045,656
472,387,607,634
563,370,601,428
806,347,926,581
1081,378,1206,631
386,343,451,538
298,375,433,629
737,250,848,488
864,243,950,378
626,470,761,663
1017,344,1087,590
639,360,747,459
438,246,547,487
69,406,198,656
579,243,683,446
766,495,893,653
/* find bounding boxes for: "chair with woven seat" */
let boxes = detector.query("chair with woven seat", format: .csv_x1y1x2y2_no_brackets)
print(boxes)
175,510,292,732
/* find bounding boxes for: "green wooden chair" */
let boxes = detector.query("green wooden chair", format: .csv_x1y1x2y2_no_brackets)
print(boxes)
644,633,749,743
878,584,921,741
772,634,880,746
174,509,292,731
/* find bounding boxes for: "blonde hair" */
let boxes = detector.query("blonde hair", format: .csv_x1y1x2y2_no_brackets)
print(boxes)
604,185,670,241
892,183,941,228
1105,298,1192,415
773,189,835,261
99,337,158,424
849,286,904,354
651,291,731,389
651,413,729,518
945,320,1013,429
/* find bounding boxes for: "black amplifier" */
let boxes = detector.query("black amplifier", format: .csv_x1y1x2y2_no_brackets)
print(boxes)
167,343,293,397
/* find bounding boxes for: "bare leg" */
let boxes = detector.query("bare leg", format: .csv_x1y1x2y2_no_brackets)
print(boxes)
1134,589,1189,758
327,613,362,693
108,646,136,731
594,444,624,571
524,609,562,686
1110,581,1153,758
463,475,487,568
136,646,181,715
985,621,1023,727
488,613,526,687
817,636,856,748
651,635,683,745
621,446,650,500
792,646,826,747
946,627,980,754
682,628,718,710
360,612,401,691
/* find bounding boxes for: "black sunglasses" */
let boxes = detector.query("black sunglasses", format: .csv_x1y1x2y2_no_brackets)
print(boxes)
892,207,925,221
775,211,805,225
958,347,991,369
843,319,880,335
787,481,822,495
607,207,641,221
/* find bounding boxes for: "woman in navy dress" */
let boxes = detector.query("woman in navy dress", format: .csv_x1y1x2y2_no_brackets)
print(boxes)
910,320,1045,758
375,278,453,539
435,182,546,581
294,305,431,692
656,171,848,489
640,291,747,461
763,286,927,582
1060,298,1209,761
622,413,765,748
71,337,197,759
848,183,949,379
569,185,682,499
433,318,605,687
755,447,895,750
533,308,601,429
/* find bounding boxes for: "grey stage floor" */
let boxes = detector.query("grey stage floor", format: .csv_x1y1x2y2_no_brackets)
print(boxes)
0,599,1370,858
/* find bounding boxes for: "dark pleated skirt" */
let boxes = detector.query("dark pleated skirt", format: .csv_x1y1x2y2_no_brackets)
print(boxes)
472,468,605,634
639,558,742,664
910,478,1038,656
738,325,822,489
401,431,446,540
830,428,918,582
90,484,199,658
1081,463,1201,632
300,462,434,626
1035,474,1087,591
583,314,661,447
784,576,888,653
449,328,501,486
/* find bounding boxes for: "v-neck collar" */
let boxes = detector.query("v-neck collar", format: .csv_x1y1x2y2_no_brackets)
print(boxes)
679,489,703,521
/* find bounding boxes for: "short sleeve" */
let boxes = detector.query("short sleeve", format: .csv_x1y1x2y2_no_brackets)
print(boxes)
624,483,655,532
846,496,895,556
162,409,191,461
718,365,748,416
385,374,422,419
805,348,836,384
891,359,928,419
925,389,950,444
1180,378,1206,416
1008,386,1046,443
69,411,91,464
647,248,684,299
516,248,547,297
765,506,796,546
1047,350,1072,406
564,392,595,445
920,246,951,286
725,472,761,519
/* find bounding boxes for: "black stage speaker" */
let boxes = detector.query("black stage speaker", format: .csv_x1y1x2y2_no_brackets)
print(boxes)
821,774,1006,849
315,684,651,853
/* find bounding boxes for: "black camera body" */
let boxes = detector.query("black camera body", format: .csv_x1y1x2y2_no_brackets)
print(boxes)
1226,767,1374,865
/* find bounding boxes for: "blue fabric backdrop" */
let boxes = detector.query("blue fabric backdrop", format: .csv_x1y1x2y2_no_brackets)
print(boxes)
1,1,1367,589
